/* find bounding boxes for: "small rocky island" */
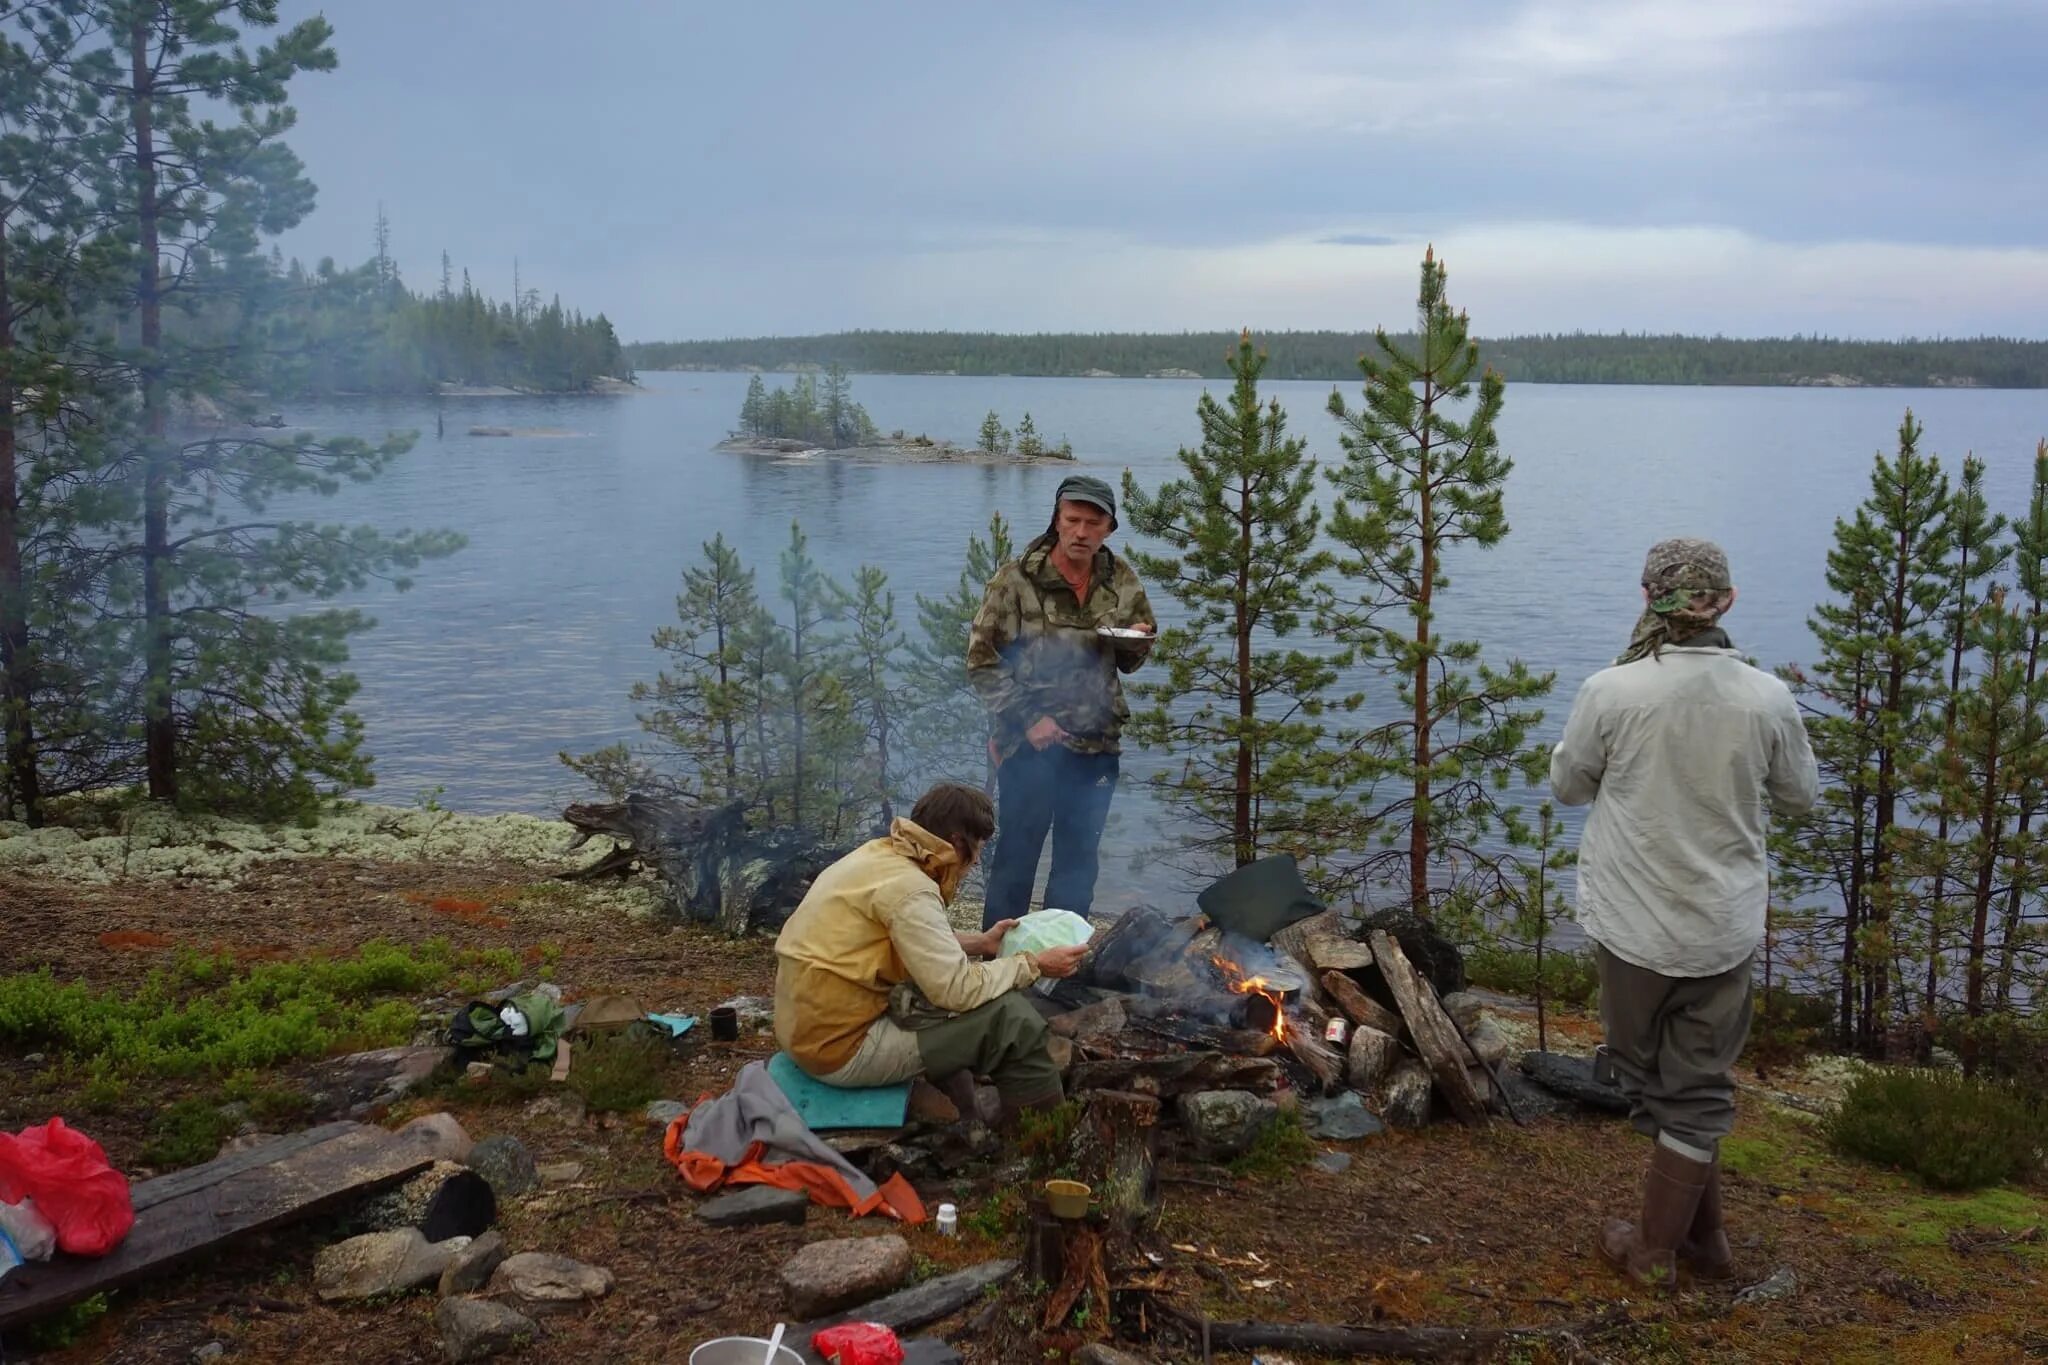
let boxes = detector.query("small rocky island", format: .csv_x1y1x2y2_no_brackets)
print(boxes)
721,367,1077,463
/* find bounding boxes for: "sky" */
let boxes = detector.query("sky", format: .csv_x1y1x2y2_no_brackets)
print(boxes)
270,0,2048,343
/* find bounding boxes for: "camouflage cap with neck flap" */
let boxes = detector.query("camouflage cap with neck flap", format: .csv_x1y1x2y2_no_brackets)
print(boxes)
1641,537,1731,614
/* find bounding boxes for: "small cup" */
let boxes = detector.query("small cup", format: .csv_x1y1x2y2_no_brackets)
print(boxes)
709,1006,739,1042
1044,1179,1091,1220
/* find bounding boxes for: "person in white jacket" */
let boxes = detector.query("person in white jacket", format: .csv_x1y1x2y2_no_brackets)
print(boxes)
1550,538,1818,1288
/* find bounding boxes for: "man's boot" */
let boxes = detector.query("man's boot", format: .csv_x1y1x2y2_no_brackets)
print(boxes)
1600,1142,1711,1288
1678,1158,1734,1280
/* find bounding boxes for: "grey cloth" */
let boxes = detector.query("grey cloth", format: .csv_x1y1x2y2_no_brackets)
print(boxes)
1551,644,1819,976
1595,944,1754,1152
680,1059,883,1203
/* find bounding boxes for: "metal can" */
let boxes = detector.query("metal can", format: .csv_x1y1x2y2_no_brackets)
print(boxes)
1324,1017,1350,1045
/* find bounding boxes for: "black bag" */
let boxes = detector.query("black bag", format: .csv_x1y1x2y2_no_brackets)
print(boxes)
1197,854,1325,943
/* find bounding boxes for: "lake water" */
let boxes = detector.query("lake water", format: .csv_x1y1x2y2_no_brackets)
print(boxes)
283,372,2048,908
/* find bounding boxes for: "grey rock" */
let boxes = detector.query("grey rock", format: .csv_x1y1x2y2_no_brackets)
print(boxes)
779,1234,914,1319
435,1295,537,1361
315,1228,470,1302
1344,1025,1400,1091
1439,992,1485,1034
464,1135,538,1200
869,1142,935,1183
438,1230,509,1298
1464,1017,1511,1069
191,1344,226,1362
489,1252,614,1314
535,1161,584,1185
522,1091,586,1128
645,1099,690,1127
1176,1089,1276,1160
1380,1059,1434,1129
1519,1052,1631,1117
314,1045,454,1113
22,1052,45,1065
1305,1091,1385,1141
399,1112,476,1164
697,1185,811,1228
463,1062,495,1086
1494,1069,1566,1121
1313,1151,1353,1175
1734,1267,1799,1306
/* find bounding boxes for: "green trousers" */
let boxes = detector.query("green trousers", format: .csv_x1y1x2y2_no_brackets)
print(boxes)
822,991,1062,1105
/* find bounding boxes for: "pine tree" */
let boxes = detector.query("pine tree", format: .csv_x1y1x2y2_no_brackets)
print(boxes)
1325,249,1553,915
74,1,463,814
1506,802,1571,1053
777,521,841,832
978,410,1009,455
739,374,768,437
1779,410,1953,1050
1119,331,1351,878
839,564,902,829
907,512,1015,792
1013,412,1043,458
822,362,857,447
634,535,760,801
1994,442,2048,1010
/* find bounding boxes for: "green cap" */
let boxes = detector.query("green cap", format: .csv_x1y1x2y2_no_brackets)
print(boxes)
1642,537,1731,614
1056,474,1117,526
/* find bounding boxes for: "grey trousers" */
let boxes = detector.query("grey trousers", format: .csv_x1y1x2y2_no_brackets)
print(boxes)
1594,944,1754,1155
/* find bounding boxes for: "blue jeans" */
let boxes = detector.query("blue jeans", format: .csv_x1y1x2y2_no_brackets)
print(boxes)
983,746,1119,930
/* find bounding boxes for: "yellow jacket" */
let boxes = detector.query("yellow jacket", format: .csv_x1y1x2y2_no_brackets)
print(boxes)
773,818,1041,1075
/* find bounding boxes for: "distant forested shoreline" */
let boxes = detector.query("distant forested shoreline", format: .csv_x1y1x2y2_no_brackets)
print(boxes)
627,330,2048,389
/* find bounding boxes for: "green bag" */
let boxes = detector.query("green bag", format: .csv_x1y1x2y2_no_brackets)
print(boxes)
999,908,1095,958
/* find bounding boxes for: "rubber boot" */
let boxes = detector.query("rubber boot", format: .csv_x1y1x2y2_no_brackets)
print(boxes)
1600,1142,1711,1288
1679,1158,1734,1280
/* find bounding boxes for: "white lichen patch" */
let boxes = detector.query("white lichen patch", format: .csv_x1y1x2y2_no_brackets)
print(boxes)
0,801,617,886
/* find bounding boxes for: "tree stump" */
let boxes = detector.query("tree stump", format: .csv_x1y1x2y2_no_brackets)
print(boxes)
1070,1090,1159,1233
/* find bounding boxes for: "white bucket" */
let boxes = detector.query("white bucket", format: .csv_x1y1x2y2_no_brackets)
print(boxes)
689,1338,805,1365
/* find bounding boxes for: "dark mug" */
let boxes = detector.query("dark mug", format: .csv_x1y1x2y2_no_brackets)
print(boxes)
709,1006,739,1042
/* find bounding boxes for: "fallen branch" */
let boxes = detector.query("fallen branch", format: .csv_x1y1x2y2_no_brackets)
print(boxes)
1151,1299,1634,1362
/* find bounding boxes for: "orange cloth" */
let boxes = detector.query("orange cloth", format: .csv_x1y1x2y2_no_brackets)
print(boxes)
663,1110,925,1222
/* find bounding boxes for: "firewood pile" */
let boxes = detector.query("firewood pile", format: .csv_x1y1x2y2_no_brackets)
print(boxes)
1044,903,1518,1142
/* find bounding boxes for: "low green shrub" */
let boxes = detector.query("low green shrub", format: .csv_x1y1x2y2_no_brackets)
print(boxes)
142,1097,239,1168
1016,1099,1082,1175
1464,945,1600,1008
567,1032,668,1113
1826,1066,2044,1190
1229,1108,1317,1179
0,938,504,1079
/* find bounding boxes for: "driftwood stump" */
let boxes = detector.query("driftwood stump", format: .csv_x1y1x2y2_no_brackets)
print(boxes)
1071,1090,1159,1232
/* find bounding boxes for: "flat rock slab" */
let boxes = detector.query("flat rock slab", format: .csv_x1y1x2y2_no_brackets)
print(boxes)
314,1045,454,1114
315,1228,469,1302
698,1185,811,1228
1494,1069,1567,1121
1305,1092,1384,1141
489,1253,614,1314
1519,1052,1631,1116
781,1235,913,1319
1313,1151,1354,1175
436,1295,537,1362
438,1230,509,1298
797,1259,1019,1336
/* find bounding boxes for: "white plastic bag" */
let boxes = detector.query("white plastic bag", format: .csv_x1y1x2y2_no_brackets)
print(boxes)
0,1197,57,1265
999,908,1094,959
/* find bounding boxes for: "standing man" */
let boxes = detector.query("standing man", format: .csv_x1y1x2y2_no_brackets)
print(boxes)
968,475,1156,931
1550,538,1817,1288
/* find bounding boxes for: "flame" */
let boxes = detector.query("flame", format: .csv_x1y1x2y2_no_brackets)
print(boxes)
1211,955,1288,1041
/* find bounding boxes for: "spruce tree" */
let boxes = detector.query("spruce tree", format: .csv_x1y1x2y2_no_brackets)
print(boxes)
776,521,841,832
739,374,768,436
978,411,1009,455
1120,331,1351,878
907,512,1014,791
1779,411,1952,1050
1013,412,1043,458
633,534,760,801
1324,249,1553,916
839,564,902,829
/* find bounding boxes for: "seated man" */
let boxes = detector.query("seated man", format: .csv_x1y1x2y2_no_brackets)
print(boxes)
773,781,1086,1124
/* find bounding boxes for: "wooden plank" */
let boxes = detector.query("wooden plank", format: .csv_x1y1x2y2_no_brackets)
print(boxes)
1368,932,1489,1128
130,1121,366,1213
0,1121,446,1328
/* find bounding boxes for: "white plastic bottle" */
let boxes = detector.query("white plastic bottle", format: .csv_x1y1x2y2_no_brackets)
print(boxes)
934,1203,958,1237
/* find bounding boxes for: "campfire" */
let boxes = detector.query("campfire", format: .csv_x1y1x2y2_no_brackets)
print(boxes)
1209,949,1293,1041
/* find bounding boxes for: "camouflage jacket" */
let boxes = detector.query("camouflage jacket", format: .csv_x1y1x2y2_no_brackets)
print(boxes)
966,538,1156,758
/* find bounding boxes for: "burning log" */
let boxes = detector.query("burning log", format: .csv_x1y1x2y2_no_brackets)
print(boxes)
1321,971,1407,1041
1281,1025,1345,1096
1369,931,1490,1128
1072,1090,1160,1233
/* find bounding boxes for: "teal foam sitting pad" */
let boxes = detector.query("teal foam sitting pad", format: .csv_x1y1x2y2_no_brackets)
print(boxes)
765,1051,911,1131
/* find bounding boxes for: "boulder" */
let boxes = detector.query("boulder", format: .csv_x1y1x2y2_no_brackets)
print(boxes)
1304,1091,1384,1142
1464,1017,1511,1069
438,1230,509,1297
1519,1052,1631,1116
398,1112,476,1164
1495,1068,1566,1121
315,1228,470,1301
522,1092,586,1128
1356,909,1464,997
435,1295,537,1361
1345,1025,1400,1092
1176,1090,1276,1160
696,1185,811,1229
464,1135,538,1200
1380,1059,1434,1129
489,1253,615,1314
1313,1152,1353,1175
1438,992,1485,1035
779,1234,914,1319
312,1045,454,1116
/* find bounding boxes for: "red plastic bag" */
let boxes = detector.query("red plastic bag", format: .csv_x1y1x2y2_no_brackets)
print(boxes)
810,1322,904,1365
0,1118,135,1257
